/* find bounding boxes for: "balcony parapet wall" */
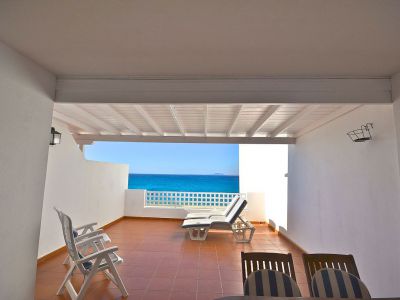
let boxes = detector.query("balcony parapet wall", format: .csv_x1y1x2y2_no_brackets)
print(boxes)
124,189,266,222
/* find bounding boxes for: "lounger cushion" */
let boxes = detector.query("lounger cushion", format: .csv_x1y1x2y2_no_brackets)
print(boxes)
182,218,212,228
185,210,223,219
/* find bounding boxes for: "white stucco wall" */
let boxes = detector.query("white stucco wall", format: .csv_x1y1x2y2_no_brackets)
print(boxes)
239,144,288,227
287,105,400,297
38,124,129,258
392,73,400,172
125,189,188,218
0,42,55,300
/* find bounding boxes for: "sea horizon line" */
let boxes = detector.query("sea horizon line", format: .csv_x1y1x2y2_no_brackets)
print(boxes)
129,173,239,176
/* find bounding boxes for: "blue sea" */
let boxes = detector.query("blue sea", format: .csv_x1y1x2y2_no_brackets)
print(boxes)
128,174,239,193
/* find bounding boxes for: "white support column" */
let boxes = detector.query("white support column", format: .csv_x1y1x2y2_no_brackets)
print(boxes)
270,105,317,137
392,72,400,172
0,41,55,300
248,105,280,137
134,105,163,135
227,105,243,137
169,105,185,136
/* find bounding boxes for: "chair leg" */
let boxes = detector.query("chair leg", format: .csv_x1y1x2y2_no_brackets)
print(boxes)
57,264,75,295
76,269,98,300
105,257,129,297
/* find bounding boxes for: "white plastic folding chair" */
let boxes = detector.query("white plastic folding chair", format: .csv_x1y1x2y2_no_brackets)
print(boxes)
56,210,128,300
54,207,111,265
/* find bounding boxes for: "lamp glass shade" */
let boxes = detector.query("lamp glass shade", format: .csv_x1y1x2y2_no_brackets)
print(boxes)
50,127,62,145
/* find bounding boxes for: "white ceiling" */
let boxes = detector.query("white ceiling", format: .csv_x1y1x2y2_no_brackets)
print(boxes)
1,0,400,77
54,103,361,143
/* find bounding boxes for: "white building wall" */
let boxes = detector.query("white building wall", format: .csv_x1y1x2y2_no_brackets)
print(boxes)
0,42,55,300
392,73,400,172
287,105,400,297
239,144,288,227
125,189,188,219
38,124,129,258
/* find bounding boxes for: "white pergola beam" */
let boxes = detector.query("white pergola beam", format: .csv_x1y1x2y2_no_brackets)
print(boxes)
74,134,296,145
270,106,317,137
227,105,243,137
134,105,163,135
296,105,361,137
52,111,98,133
56,77,391,104
65,105,120,134
169,105,185,136
248,105,280,137
104,105,141,135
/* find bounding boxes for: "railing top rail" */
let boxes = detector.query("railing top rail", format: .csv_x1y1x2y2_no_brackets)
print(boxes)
145,190,243,194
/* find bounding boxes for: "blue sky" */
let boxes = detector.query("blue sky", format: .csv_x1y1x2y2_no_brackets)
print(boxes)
84,142,239,175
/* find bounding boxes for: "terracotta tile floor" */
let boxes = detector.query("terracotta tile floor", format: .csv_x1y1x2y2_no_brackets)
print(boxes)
35,218,309,300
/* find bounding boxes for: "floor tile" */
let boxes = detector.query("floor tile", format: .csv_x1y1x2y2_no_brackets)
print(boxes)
35,219,304,300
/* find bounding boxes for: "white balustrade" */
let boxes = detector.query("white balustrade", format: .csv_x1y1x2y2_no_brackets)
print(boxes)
145,190,246,208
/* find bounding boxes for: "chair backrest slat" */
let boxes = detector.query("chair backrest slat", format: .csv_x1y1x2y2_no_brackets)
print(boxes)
241,252,297,283
303,253,360,296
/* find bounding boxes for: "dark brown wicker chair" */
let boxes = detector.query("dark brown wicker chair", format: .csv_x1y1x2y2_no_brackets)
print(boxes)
302,253,360,296
241,252,297,283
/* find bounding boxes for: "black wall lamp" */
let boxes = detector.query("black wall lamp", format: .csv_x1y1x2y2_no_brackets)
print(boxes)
50,127,62,145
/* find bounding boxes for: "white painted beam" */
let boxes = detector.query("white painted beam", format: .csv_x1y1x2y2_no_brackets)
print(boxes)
270,106,317,137
204,105,208,136
52,111,98,133
74,134,296,145
134,105,163,135
169,105,185,136
296,105,361,137
104,105,141,135
64,105,120,134
248,105,280,137
56,77,391,104
227,105,243,137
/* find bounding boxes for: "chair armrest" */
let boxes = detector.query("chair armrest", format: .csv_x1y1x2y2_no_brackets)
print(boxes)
78,246,119,263
75,235,105,247
74,229,104,242
74,222,97,231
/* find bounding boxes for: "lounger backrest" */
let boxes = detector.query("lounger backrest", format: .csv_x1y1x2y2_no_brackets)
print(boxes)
223,195,240,216
226,198,247,224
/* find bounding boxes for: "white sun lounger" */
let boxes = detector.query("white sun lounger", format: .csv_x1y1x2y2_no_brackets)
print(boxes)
182,197,255,242
185,195,240,219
